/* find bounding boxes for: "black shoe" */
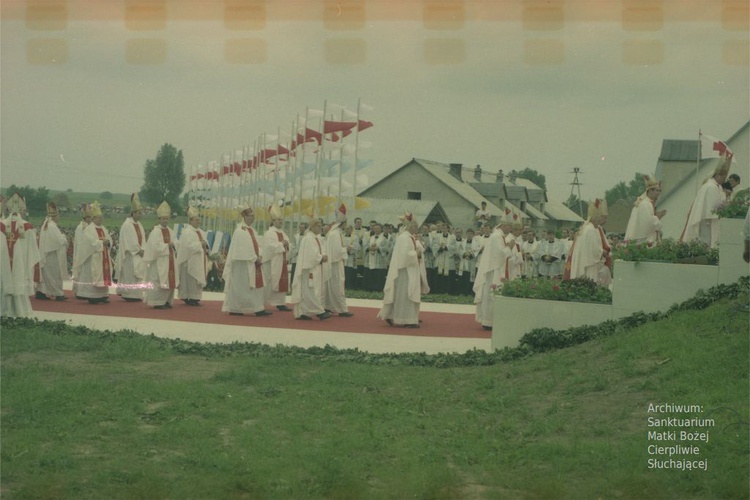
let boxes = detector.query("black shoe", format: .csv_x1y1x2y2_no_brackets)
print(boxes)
317,312,332,320
35,292,50,300
190,300,201,306
339,312,354,317
404,324,420,329
298,315,312,320
100,298,110,304
276,305,292,311
385,319,393,326
255,310,273,317
165,302,172,308
88,299,99,305
55,295,68,301
482,325,492,331
229,312,244,316
154,305,169,310
122,297,141,302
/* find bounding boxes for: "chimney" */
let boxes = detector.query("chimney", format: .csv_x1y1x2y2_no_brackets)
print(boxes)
474,164,482,182
449,163,463,181
496,169,504,183
509,170,517,184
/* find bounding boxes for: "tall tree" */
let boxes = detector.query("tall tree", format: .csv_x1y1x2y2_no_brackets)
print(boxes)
516,168,547,190
605,172,648,206
4,184,49,215
140,143,185,215
564,193,586,218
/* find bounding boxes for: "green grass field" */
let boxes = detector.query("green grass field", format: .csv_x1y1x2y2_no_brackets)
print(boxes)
1,291,748,499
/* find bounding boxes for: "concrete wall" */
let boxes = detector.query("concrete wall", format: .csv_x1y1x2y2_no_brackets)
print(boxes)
491,222,748,350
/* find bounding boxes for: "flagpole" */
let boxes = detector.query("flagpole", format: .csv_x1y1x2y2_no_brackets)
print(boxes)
696,129,702,195
352,97,361,215
314,100,327,216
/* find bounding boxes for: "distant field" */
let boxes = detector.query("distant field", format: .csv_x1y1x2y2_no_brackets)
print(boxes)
47,190,134,209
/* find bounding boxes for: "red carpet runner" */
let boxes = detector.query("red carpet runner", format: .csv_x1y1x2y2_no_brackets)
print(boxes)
32,292,490,340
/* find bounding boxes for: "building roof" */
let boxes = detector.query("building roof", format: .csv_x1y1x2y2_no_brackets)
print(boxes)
524,203,548,221
410,159,505,216
544,200,585,223
355,198,450,227
659,140,699,162
657,120,749,205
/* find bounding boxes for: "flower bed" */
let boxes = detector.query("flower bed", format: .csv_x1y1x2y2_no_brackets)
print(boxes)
499,277,612,304
611,238,719,266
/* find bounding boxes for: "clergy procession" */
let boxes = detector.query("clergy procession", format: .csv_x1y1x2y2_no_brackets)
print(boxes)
0,143,744,332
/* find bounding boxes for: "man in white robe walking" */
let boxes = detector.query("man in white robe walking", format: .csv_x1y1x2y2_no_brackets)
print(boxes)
1,193,40,317
176,206,208,306
473,219,512,330
37,202,69,301
680,153,731,248
143,201,179,309
222,205,273,317
378,214,427,328
324,203,354,317
624,175,667,245
116,193,147,302
261,204,291,312
290,217,331,320
564,198,612,287
76,201,113,305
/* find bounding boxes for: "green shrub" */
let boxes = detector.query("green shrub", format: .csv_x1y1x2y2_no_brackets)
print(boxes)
499,276,612,304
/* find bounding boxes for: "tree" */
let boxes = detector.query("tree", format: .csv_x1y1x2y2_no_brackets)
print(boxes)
100,191,113,200
564,193,586,218
605,172,648,206
140,143,185,215
52,192,72,211
4,184,49,215
516,168,547,190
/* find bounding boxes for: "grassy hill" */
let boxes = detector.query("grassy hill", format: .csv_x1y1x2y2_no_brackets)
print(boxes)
1,285,748,499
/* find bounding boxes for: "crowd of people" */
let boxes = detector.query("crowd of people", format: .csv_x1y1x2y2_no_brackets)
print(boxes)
1,151,746,331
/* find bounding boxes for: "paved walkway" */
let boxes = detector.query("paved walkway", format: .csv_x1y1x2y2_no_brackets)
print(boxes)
32,282,491,355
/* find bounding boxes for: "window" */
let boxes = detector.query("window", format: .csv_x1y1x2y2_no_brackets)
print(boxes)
408,191,421,200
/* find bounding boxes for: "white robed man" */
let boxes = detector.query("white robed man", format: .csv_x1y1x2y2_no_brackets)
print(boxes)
378,213,428,328
1,194,40,317
624,175,667,245
679,153,731,248
324,203,354,317
473,219,512,330
521,229,540,278
535,229,564,278
72,205,93,298
77,201,113,305
261,204,292,312
222,205,273,317
290,216,331,320
116,193,147,302
505,221,525,281
37,202,69,301
176,206,208,306
143,201,179,309
564,198,612,287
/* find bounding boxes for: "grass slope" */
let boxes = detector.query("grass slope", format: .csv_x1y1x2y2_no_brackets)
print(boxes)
1,295,748,499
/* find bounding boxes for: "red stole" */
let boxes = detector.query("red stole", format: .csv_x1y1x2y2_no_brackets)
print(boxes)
246,227,264,288
7,220,33,271
160,227,176,289
597,227,612,269
96,227,113,286
134,222,143,246
276,231,288,293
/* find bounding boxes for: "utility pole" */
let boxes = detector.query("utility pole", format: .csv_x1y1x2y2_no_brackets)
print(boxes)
570,168,584,217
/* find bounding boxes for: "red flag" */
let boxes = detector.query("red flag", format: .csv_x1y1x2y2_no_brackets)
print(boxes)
324,120,357,134
305,128,322,145
357,119,374,131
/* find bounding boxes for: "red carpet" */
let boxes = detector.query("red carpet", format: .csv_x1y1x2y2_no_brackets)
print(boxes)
32,291,490,340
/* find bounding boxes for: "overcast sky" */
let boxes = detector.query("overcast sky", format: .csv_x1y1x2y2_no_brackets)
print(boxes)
1,1,748,204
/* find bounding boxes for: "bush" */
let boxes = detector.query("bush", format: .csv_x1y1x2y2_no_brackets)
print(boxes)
498,276,612,304
612,238,719,265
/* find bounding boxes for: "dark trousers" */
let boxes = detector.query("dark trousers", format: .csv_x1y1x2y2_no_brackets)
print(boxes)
345,266,357,290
